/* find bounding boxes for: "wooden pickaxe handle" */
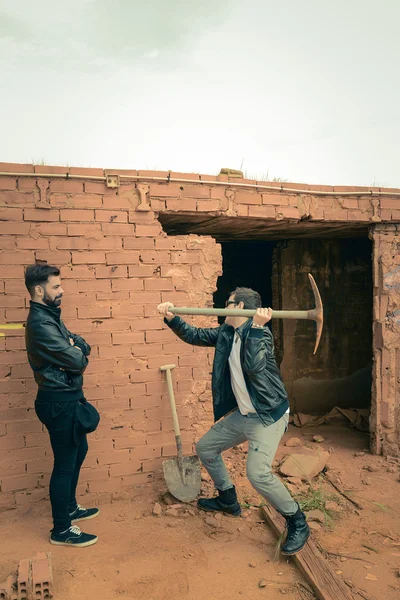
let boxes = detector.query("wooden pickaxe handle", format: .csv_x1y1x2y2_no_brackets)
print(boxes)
169,274,324,355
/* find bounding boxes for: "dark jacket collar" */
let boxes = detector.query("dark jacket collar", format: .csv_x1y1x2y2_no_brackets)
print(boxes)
29,300,61,322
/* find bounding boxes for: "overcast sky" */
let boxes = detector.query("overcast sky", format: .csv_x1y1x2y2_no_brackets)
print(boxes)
0,0,399,186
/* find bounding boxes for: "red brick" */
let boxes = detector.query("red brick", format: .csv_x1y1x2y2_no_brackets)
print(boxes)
144,278,173,291
101,223,135,236
84,181,116,194
98,344,133,359
0,433,25,450
3,307,27,322
16,237,49,250
166,198,197,211
261,193,290,205
155,238,186,250
102,195,135,209
340,198,359,209
135,224,162,237
248,205,275,218
392,210,400,220
49,180,83,193
235,191,262,205
128,264,156,278
24,208,59,222
347,210,371,221
170,251,200,264
33,222,67,235
149,183,182,197
50,237,88,250
60,209,95,222
0,237,15,252
145,329,176,343
380,198,400,209
112,331,145,345
0,177,16,190
88,237,123,250
0,206,23,221
1,473,39,492
130,317,163,331
0,191,35,205
129,444,162,460
131,343,162,358
0,162,34,173
95,210,128,222
179,184,209,198
77,279,111,292
111,278,144,291
35,250,71,265
150,199,166,211
5,335,26,349
26,458,53,473
18,177,38,190
58,193,103,208
61,265,95,279
323,209,348,221
0,251,33,265
96,265,128,279
77,305,111,319
121,472,155,485
67,223,102,237
109,461,142,477
130,291,161,304
11,364,32,378
105,251,139,265
71,251,106,264
139,251,170,264
113,383,146,398
236,205,249,216
276,206,301,219
68,166,104,176
124,237,154,250
197,199,220,212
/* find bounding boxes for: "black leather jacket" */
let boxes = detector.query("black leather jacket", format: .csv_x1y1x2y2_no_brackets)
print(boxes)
166,316,289,425
25,301,91,394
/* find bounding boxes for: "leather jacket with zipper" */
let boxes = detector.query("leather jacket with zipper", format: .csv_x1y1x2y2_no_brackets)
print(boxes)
165,316,289,425
25,301,91,394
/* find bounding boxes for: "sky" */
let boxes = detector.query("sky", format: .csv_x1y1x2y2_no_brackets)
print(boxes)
0,0,399,186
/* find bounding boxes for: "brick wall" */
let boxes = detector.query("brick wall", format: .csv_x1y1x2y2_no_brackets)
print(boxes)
0,163,399,510
371,224,400,456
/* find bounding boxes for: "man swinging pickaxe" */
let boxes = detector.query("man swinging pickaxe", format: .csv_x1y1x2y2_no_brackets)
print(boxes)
158,273,323,556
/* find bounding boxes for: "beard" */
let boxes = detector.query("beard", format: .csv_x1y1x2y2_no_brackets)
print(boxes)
43,291,62,308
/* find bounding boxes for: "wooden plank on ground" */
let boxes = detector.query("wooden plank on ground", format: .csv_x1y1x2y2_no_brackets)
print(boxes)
260,505,356,600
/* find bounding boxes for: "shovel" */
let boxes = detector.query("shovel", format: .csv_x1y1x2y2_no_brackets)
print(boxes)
160,364,201,502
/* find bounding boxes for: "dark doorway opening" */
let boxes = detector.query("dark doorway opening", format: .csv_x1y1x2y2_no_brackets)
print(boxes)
213,241,276,324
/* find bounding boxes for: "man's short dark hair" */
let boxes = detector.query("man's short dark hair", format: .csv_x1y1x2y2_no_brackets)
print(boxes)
25,264,60,297
230,287,262,310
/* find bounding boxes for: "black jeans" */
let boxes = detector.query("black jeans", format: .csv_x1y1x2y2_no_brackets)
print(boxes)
35,398,88,533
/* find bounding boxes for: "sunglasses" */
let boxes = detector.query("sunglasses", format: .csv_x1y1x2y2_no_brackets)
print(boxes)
225,300,236,307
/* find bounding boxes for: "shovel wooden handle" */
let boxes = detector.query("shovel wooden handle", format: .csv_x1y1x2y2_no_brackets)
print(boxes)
160,364,183,454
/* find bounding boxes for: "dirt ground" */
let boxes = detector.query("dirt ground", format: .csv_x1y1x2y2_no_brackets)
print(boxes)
1,423,400,600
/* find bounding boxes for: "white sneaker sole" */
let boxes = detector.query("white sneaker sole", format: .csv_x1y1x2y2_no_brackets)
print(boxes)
71,509,100,524
50,536,98,548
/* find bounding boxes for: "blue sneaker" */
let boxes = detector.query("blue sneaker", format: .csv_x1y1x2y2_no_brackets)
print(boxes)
70,504,100,523
50,525,98,547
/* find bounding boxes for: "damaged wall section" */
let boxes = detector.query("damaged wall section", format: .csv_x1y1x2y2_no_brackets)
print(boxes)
371,224,400,456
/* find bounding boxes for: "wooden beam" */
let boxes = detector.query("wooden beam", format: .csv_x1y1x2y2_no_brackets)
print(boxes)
260,505,356,600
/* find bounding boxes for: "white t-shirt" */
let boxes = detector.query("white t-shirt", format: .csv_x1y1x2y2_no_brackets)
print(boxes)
228,330,290,416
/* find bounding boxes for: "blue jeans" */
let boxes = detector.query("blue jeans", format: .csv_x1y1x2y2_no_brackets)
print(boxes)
196,410,297,516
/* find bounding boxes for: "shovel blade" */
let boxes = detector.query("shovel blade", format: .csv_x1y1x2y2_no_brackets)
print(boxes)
162,455,201,503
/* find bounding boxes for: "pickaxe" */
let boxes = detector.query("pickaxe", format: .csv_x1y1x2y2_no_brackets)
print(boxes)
168,273,323,355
